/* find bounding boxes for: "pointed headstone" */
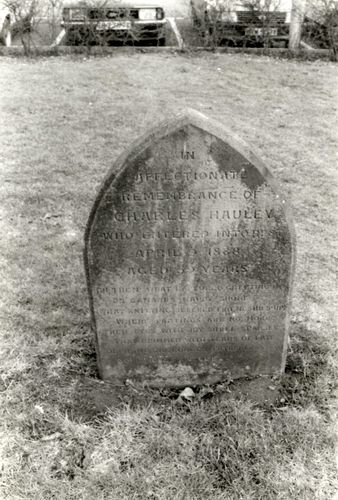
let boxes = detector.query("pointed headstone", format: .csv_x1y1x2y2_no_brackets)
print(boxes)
84,110,295,387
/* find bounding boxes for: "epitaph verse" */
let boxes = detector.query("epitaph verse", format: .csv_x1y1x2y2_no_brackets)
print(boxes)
84,110,295,387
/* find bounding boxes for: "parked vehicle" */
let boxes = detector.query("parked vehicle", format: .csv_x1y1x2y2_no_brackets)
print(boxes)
61,0,167,45
190,0,292,47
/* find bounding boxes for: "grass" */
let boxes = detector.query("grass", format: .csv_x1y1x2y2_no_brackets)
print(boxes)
0,52,337,499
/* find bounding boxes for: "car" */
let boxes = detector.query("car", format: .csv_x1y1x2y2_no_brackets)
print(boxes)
0,3,11,46
190,0,292,47
61,0,167,46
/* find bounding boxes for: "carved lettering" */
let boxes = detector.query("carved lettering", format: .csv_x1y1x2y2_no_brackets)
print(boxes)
111,209,200,224
181,151,195,160
209,209,274,220
85,110,294,386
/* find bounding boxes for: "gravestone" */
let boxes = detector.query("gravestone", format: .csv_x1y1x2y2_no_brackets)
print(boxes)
84,110,295,388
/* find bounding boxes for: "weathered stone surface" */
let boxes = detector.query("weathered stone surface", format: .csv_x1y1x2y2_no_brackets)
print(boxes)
84,109,295,388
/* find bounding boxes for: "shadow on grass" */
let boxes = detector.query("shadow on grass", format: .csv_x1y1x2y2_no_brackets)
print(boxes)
281,321,336,412
3,313,335,435
66,320,336,420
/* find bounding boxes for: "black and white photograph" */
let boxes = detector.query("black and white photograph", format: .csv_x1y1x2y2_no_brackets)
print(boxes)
0,0,337,498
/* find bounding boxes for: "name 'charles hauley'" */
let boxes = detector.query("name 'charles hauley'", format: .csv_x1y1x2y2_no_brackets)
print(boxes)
110,209,274,223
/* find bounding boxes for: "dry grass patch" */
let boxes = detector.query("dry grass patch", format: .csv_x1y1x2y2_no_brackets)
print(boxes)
0,52,337,499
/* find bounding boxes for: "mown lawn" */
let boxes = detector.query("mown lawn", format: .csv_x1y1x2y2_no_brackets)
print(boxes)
0,52,337,499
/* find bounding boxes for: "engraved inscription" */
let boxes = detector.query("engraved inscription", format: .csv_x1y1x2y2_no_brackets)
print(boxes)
85,111,294,386
181,150,195,160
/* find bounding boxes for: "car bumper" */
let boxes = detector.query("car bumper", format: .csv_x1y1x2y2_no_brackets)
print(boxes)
207,22,290,40
61,20,166,39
